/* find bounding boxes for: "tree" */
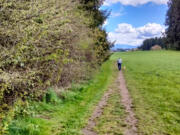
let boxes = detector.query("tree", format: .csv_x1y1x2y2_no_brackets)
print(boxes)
166,0,180,50
139,37,166,50
80,0,110,27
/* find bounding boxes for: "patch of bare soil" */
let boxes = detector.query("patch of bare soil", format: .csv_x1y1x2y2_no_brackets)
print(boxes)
118,71,138,135
82,89,113,135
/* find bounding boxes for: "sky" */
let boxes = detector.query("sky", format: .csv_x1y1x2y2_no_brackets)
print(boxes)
101,0,169,49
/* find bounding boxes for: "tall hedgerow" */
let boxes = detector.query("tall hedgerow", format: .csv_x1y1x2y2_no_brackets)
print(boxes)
0,0,111,132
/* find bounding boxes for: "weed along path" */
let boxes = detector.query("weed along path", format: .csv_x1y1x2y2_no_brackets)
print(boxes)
119,71,138,135
82,71,138,135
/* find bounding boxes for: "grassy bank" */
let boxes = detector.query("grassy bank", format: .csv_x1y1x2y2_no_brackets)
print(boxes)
113,51,180,135
7,56,118,135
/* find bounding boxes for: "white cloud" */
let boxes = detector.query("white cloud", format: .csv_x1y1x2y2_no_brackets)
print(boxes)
111,12,123,17
103,0,168,6
110,6,125,17
137,23,165,39
108,23,165,46
115,23,136,33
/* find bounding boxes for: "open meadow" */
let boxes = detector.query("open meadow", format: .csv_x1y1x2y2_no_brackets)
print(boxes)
113,51,180,135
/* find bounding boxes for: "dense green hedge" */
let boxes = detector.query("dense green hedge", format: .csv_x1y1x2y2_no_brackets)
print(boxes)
0,0,110,132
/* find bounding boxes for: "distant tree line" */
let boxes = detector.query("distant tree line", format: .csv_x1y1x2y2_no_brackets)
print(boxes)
139,37,166,50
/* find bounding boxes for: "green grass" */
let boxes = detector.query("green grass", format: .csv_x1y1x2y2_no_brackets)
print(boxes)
113,51,180,135
7,56,119,135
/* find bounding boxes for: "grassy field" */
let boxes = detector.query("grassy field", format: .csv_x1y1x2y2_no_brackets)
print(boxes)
6,51,180,135
113,51,180,135
7,55,119,135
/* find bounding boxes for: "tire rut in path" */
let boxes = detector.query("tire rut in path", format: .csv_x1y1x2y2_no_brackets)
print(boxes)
119,71,138,135
82,71,138,135
82,89,113,135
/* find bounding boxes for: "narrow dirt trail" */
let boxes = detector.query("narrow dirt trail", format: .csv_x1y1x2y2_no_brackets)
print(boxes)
82,89,113,135
118,71,138,135
82,71,138,135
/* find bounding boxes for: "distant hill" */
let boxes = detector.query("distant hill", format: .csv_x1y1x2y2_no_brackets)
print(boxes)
111,44,137,51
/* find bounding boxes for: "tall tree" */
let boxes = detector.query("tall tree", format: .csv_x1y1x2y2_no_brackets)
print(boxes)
80,0,110,27
166,0,180,50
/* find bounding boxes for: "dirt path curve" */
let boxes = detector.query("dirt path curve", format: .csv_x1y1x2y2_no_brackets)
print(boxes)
118,71,138,135
82,89,113,135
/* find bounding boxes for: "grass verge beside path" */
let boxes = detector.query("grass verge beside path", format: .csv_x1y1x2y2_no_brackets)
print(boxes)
113,51,180,135
7,56,118,135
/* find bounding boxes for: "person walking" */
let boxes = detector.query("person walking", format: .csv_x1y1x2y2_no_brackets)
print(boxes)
117,58,122,71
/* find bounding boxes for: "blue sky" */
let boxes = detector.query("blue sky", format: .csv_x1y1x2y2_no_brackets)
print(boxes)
101,0,168,49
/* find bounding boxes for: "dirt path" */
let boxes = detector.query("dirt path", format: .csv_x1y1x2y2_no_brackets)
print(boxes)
82,89,113,135
82,71,138,135
118,71,138,135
